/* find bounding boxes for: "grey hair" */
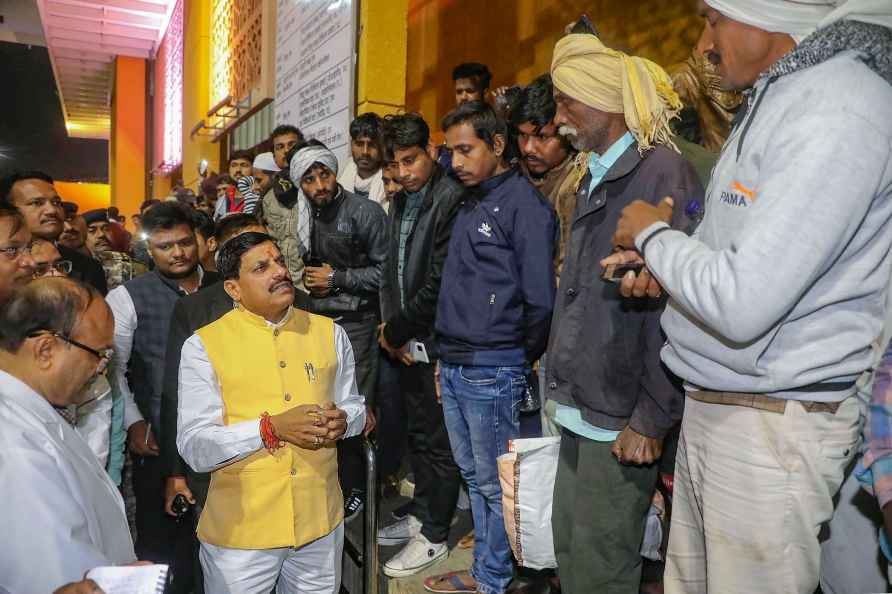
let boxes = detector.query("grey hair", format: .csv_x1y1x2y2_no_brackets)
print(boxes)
0,278,98,352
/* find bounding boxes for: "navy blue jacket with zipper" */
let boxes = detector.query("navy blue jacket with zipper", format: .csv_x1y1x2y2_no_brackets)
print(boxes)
436,168,557,366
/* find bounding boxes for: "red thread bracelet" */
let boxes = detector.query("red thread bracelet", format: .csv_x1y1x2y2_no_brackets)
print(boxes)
260,412,281,452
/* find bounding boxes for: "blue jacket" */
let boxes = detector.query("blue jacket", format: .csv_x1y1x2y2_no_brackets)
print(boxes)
436,168,556,366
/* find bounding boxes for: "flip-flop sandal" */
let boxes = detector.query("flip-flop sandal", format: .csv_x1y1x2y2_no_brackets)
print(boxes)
457,530,474,549
423,570,477,593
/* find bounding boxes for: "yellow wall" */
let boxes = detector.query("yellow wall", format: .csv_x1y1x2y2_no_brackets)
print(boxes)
406,0,701,135
110,57,147,219
357,0,409,116
182,0,220,191
56,182,111,213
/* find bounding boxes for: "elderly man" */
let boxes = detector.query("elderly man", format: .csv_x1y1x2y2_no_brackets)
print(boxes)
0,278,135,594
177,232,365,593
252,151,280,198
546,32,702,593
59,213,90,256
293,141,387,521
610,2,892,593
0,205,36,304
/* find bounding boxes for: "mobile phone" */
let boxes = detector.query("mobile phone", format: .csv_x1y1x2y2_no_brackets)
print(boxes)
304,256,323,268
570,14,598,36
602,262,644,282
409,340,430,364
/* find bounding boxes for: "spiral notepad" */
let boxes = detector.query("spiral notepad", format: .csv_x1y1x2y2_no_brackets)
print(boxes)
86,564,168,594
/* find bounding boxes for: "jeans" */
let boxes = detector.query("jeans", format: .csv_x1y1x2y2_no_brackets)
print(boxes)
440,363,525,594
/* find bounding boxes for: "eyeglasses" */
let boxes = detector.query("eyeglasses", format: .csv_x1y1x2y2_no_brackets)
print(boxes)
28,331,113,374
0,244,33,260
32,260,73,277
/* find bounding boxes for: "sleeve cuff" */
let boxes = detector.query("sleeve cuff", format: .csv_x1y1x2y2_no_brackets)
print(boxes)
333,270,349,291
634,221,671,254
123,399,144,429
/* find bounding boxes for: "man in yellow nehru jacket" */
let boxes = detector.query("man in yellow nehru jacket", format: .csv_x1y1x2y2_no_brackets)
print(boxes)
176,231,365,593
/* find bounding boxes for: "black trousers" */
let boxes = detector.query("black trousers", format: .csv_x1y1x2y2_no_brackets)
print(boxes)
132,454,195,593
402,362,462,543
337,315,379,496
376,353,407,479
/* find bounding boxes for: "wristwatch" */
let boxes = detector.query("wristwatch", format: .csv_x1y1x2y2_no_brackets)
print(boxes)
327,270,337,291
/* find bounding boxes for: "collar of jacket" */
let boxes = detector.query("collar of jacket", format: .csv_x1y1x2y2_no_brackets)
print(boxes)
311,186,345,222
153,265,210,295
467,166,517,201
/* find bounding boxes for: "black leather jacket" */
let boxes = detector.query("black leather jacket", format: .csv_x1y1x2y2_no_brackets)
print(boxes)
308,187,388,316
381,166,465,350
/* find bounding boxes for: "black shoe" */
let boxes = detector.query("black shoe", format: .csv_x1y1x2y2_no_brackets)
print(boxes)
391,500,412,521
345,490,364,523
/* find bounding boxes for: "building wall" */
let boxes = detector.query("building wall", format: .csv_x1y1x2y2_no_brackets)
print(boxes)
406,0,701,133
56,181,110,213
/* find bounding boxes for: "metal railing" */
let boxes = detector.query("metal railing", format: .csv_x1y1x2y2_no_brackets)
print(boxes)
363,437,379,594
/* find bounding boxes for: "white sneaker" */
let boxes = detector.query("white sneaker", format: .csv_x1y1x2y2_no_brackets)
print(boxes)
377,513,422,546
382,533,448,578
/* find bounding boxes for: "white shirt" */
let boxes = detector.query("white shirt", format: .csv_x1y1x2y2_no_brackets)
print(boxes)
61,375,114,466
338,158,389,213
0,371,135,594
177,310,366,474
107,270,204,430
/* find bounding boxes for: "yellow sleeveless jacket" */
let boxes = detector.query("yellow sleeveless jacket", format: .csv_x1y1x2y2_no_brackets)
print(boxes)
196,306,343,549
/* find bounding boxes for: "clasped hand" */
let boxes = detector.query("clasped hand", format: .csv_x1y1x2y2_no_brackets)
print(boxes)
270,402,347,450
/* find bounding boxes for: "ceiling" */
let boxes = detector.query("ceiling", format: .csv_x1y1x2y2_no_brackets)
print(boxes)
33,0,177,139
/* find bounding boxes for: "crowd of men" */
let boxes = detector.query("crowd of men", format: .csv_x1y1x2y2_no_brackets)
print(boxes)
1,1,892,593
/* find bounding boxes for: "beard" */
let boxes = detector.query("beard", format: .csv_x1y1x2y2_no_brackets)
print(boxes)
161,262,199,280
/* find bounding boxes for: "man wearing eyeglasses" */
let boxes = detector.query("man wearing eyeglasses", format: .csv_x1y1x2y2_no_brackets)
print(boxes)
0,205,36,304
106,202,218,572
0,277,136,594
31,238,72,278
0,170,107,295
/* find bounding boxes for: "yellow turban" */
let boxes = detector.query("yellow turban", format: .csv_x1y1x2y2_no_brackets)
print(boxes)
551,34,682,154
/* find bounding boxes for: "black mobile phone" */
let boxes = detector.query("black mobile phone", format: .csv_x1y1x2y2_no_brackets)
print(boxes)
304,256,323,268
602,262,644,282
570,14,598,36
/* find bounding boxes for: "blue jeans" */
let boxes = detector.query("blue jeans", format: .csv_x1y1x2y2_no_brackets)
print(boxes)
440,363,525,594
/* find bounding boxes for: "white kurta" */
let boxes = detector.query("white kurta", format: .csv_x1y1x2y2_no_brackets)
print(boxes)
0,370,136,594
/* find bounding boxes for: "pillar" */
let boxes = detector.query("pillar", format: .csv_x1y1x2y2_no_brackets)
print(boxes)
182,0,220,190
110,56,147,219
356,0,409,116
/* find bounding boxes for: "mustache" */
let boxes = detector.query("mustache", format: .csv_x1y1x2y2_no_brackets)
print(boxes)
558,125,578,138
41,215,61,223
269,279,293,293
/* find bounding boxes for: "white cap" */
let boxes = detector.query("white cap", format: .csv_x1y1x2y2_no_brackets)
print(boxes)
253,152,280,172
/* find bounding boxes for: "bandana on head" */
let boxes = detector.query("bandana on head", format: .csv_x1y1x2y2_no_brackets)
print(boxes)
705,0,892,42
551,34,682,155
288,145,339,257
289,145,339,183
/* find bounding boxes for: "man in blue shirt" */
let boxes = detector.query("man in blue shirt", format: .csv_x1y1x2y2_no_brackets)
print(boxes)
427,101,556,594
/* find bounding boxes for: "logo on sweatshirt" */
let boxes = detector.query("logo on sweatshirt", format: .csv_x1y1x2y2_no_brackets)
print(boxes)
478,221,493,238
720,181,756,208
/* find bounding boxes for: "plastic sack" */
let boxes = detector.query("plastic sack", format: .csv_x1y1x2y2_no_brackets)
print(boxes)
497,436,561,569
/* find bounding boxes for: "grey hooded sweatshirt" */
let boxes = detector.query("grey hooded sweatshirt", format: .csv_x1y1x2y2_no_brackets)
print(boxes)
636,22,892,402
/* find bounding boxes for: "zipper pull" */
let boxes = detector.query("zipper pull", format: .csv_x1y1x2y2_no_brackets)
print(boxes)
489,294,495,305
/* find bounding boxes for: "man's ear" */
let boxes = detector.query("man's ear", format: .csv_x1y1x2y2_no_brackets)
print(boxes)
492,133,506,159
31,334,56,371
223,279,241,303
207,237,218,253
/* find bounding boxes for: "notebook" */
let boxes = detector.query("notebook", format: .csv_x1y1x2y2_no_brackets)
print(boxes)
85,564,168,594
